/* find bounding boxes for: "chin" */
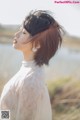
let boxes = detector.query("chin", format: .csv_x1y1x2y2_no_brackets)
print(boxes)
13,44,18,49
13,44,22,51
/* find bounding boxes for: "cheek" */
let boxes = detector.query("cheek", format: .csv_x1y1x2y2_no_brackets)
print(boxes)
18,37,26,44
19,36,30,44
19,41,32,51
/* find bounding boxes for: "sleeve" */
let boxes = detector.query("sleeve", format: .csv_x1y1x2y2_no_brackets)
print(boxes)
16,76,42,120
0,85,13,110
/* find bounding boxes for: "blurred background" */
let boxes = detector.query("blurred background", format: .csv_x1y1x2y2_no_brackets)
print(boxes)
0,0,80,119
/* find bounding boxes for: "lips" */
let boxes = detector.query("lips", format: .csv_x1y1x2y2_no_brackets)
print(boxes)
13,39,17,44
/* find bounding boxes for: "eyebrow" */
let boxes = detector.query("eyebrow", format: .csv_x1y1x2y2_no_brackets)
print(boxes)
19,27,26,33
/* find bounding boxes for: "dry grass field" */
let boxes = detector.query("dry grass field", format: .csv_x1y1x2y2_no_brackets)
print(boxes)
47,78,80,120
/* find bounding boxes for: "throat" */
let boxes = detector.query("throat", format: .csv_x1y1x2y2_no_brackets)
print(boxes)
23,51,35,61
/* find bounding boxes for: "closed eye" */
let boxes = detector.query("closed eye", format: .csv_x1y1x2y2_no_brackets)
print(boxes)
22,31,26,34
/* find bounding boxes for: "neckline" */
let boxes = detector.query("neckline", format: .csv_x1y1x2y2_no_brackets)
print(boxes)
22,60,37,68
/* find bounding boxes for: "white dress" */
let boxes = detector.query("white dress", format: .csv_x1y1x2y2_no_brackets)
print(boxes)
0,60,52,120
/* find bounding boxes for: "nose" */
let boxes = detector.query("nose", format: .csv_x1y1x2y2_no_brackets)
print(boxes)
14,31,20,38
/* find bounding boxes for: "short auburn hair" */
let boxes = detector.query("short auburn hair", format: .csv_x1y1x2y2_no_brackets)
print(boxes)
23,10,63,66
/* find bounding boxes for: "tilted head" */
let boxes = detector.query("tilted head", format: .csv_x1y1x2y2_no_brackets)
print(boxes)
14,10,63,66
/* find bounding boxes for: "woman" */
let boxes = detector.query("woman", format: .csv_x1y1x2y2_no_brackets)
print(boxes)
0,10,62,120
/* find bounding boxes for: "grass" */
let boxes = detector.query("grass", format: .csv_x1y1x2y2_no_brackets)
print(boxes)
46,77,80,120
53,108,80,120
46,77,71,100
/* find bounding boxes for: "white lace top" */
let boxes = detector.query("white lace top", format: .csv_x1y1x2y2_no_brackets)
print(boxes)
0,60,52,120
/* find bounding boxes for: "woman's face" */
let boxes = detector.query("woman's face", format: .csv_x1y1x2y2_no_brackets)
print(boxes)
13,26,33,52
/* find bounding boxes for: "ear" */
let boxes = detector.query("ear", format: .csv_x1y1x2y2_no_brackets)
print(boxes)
36,45,40,49
32,41,40,49
32,44,40,52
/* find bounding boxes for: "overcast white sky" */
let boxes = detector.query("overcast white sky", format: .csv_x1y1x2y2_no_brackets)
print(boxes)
0,0,80,37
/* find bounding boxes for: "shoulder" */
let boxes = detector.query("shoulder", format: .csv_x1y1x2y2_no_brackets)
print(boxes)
24,67,44,85
20,69,45,95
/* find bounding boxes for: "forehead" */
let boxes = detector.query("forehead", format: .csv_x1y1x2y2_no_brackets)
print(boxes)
20,26,29,33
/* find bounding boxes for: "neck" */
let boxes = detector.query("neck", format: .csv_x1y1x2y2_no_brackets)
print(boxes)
23,51,34,61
